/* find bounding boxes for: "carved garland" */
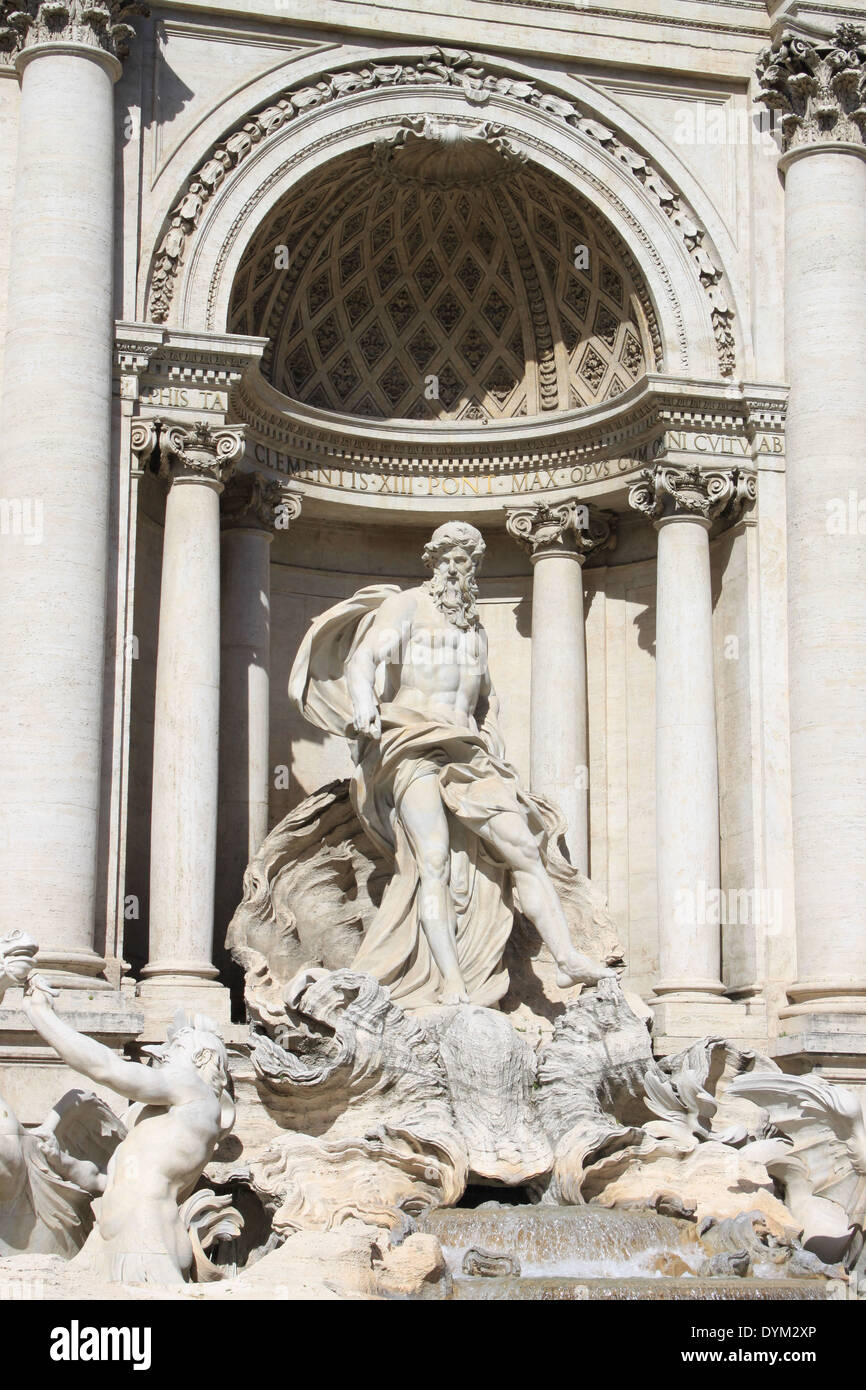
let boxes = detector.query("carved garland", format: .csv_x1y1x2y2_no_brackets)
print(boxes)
628,462,756,524
147,46,736,377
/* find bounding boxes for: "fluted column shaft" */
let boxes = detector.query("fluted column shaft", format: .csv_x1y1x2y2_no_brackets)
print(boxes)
653,514,723,1000
0,34,124,986
215,478,300,955
506,501,615,872
757,25,866,1017
140,422,243,1019
630,464,752,1011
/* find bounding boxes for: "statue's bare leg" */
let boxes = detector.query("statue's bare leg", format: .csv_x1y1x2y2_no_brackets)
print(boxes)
479,811,613,987
399,774,469,1003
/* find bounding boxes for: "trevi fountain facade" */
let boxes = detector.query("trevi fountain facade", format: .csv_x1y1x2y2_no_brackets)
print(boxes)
0,0,865,1305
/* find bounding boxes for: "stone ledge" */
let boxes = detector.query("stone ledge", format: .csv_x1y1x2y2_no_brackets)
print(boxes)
651,997,768,1048
0,996,144,1043
771,1031,866,1060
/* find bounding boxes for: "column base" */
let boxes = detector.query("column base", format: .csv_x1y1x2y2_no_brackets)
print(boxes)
650,994,768,1053
770,1029,866,1103
35,947,114,991
0,985,144,1124
136,972,232,1037
780,981,866,1018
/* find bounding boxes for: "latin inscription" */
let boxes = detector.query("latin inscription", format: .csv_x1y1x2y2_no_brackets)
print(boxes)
252,433,782,498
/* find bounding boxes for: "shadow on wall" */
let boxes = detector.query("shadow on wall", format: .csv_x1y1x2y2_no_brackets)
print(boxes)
632,598,655,657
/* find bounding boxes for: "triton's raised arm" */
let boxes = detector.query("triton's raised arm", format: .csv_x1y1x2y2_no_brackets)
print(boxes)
346,588,417,739
22,981,189,1108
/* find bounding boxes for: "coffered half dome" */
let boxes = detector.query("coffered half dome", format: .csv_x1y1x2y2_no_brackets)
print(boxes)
229,128,661,424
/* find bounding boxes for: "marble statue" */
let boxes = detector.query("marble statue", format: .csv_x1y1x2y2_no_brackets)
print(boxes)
728,1071,866,1270
19,972,237,1285
0,931,124,1257
288,520,613,1008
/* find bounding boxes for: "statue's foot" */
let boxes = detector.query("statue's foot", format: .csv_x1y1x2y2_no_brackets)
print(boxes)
440,977,470,1006
555,953,615,989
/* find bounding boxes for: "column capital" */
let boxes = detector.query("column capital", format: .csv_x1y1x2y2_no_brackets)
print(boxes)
505,499,617,563
0,0,144,66
628,463,755,527
220,471,301,535
156,419,243,491
756,23,866,154
129,418,158,473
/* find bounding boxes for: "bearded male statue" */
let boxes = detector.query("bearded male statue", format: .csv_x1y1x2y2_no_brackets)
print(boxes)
289,520,614,1008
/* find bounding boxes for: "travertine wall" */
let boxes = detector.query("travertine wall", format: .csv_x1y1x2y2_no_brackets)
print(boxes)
0,0,812,1043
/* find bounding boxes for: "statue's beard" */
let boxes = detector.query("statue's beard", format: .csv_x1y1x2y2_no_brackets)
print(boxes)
426,569,479,630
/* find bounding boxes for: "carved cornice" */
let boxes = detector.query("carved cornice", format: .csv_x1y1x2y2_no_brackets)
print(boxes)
114,323,268,396
157,419,244,488
628,463,756,525
220,472,300,532
505,499,617,560
146,46,736,376
756,23,866,152
234,371,768,481
0,0,146,59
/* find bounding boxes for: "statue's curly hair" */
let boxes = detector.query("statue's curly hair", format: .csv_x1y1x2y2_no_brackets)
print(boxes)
422,521,486,570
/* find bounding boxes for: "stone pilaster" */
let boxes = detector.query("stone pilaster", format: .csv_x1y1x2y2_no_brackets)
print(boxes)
139,421,243,1029
215,474,301,981
757,25,866,1075
0,0,141,989
505,500,615,873
629,464,753,1040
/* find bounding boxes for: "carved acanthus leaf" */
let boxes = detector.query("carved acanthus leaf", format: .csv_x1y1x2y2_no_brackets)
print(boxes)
756,23,866,151
628,463,754,524
0,0,146,57
505,499,617,559
157,418,244,486
220,471,300,532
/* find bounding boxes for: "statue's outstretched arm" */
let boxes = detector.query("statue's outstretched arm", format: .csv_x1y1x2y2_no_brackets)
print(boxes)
23,986,184,1107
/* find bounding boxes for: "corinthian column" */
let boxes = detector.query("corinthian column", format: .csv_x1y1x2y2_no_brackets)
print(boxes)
505,500,615,872
629,464,752,1029
0,0,141,986
215,475,301,967
757,26,866,1037
139,421,243,1025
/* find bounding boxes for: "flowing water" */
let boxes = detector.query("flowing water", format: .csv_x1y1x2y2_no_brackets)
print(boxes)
418,1205,843,1301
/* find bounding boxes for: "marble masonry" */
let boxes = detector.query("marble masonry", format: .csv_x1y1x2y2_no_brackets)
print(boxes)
0,0,866,1300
